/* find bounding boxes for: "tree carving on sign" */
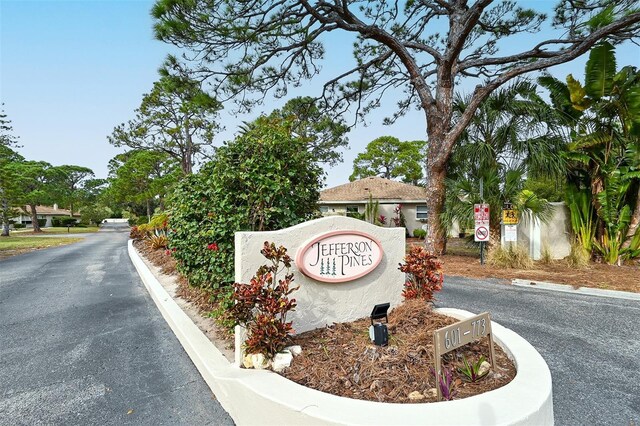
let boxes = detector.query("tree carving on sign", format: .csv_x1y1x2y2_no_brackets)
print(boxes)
152,0,640,252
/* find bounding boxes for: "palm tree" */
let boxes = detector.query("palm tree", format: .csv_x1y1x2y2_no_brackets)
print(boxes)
443,80,560,248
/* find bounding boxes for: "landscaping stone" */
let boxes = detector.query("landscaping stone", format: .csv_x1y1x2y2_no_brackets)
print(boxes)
408,391,425,401
478,360,491,377
250,353,271,370
285,345,302,356
272,351,294,373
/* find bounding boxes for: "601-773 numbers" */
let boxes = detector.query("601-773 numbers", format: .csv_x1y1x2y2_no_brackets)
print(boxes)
443,318,488,350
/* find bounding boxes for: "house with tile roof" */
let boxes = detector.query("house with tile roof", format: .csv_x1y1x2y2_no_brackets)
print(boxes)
318,176,429,236
12,204,80,228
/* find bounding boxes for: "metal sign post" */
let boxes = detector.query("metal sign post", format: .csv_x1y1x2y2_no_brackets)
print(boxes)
474,204,490,264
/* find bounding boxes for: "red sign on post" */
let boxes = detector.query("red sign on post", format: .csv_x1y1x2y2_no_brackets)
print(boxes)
474,204,490,221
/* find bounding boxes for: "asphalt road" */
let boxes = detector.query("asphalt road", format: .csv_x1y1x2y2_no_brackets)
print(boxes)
0,224,233,426
437,276,640,426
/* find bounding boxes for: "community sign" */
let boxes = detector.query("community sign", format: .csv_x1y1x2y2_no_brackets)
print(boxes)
296,231,384,283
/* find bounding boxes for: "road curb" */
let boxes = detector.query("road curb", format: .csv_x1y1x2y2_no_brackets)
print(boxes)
512,278,640,301
129,240,554,425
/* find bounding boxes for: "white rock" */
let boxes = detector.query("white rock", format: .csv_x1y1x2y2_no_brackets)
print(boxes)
272,351,294,373
285,345,302,356
478,360,492,377
425,388,438,398
242,354,253,369
408,391,425,401
250,353,271,370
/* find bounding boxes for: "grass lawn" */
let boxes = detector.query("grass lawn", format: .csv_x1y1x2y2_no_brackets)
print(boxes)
12,226,100,235
0,236,83,259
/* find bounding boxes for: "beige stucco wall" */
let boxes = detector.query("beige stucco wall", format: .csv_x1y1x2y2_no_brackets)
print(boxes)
319,202,426,237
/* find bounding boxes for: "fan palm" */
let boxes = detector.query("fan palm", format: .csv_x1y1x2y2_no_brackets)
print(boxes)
443,80,559,247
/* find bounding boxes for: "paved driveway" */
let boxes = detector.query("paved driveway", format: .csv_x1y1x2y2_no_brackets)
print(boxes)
437,276,640,426
0,224,233,425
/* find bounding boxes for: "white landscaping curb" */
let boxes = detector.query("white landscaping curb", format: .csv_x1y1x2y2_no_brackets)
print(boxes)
513,278,640,301
129,240,554,425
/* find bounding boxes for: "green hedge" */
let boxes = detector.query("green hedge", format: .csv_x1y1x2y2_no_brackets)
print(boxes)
168,117,322,292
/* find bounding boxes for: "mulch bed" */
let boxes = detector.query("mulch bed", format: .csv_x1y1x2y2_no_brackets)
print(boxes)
282,299,516,403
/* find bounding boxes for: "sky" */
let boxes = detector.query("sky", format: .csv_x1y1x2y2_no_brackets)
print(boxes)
1,0,639,189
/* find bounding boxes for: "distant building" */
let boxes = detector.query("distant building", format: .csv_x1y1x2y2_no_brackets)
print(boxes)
12,204,79,227
319,176,428,236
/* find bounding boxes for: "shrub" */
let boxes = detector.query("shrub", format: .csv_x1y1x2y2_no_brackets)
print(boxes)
539,243,553,265
168,116,323,291
128,218,137,226
60,217,77,227
149,213,168,235
13,223,26,229
129,226,146,241
147,235,168,250
399,245,443,302
487,244,533,269
230,242,299,359
566,241,590,268
413,228,427,239
37,219,46,227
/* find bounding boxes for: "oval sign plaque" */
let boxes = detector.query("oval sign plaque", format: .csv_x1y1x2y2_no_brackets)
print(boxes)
296,230,384,283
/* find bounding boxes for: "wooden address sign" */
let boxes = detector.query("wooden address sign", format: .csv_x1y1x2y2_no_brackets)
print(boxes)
432,312,496,401
295,230,383,283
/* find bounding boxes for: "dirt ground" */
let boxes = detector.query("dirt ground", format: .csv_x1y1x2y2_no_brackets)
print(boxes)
410,238,640,293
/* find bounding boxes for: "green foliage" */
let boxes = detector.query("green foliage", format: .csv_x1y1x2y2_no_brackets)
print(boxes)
230,242,298,359
13,223,25,229
399,245,443,302
413,229,426,239
49,165,95,216
364,194,379,225
106,150,180,218
443,81,559,242
458,355,489,383
488,244,533,269
543,44,640,264
565,185,596,254
60,217,78,227
80,205,111,225
246,96,349,166
350,137,426,184
168,116,323,290
566,241,590,268
108,61,221,175
523,177,565,202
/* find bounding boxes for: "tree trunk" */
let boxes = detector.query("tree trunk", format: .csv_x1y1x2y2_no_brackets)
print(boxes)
623,184,640,249
30,204,42,233
1,205,9,237
424,165,447,255
146,199,152,223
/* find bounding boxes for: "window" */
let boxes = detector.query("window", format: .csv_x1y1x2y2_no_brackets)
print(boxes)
416,205,428,220
346,205,359,217
319,206,329,213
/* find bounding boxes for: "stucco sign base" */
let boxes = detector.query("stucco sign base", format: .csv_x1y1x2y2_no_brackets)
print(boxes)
129,240,554,426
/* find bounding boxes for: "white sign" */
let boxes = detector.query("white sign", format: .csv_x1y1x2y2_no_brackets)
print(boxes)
475,221,490,242
474,203,490,222
504,225,518,242
296,231,384,283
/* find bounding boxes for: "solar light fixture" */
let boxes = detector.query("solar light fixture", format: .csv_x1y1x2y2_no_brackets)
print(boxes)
369,303,390,346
